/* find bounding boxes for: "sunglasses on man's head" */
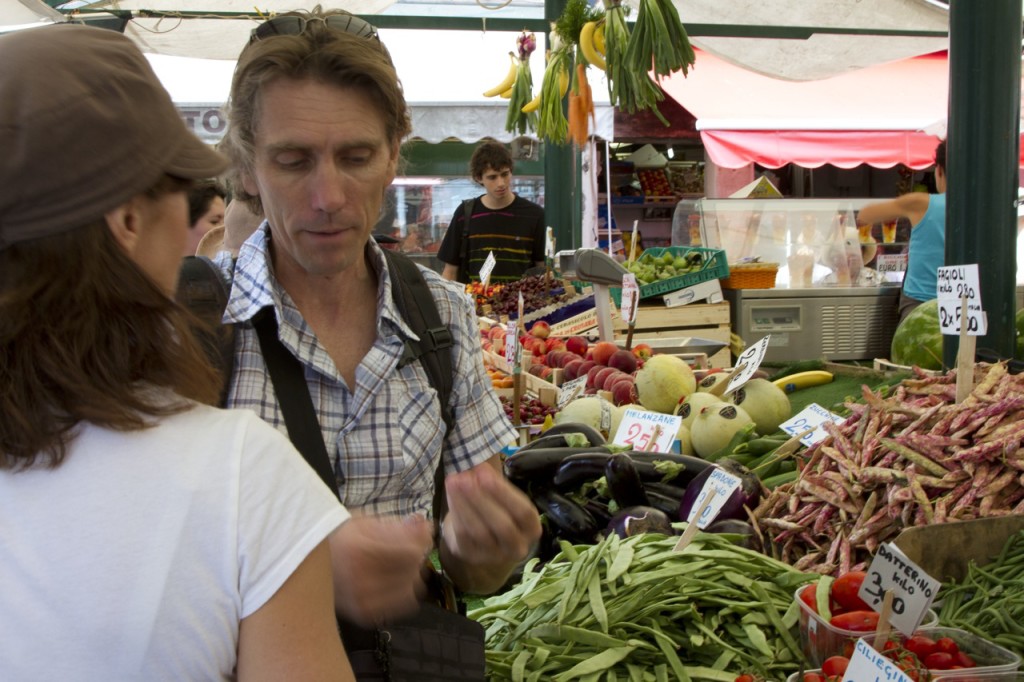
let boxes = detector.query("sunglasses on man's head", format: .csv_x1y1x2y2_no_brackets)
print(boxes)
249,13,379,44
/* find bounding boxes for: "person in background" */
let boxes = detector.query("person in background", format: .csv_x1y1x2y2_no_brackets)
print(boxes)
185,179,227,256
0,25,353,681
218,5,541,635
438,139,547,283
857,139,947,322
196,195,265,258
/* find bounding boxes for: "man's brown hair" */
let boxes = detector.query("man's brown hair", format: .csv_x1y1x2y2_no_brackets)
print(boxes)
470,140,514,183
0,179,223,469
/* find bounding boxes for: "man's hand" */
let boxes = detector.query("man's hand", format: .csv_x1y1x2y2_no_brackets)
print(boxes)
441,458,542,595
327,515,434,628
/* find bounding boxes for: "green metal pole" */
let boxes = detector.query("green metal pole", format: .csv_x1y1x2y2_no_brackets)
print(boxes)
943,0,1022,368
543,0,577,251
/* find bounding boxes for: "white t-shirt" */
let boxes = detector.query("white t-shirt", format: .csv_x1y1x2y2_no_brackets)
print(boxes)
0,403,349,681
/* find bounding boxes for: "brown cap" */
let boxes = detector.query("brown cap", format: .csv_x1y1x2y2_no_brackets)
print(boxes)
0,24,229,250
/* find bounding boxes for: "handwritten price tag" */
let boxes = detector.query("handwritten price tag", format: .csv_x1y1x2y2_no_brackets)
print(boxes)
479,251,497,288
611,408,680,453
621,274,639,325
557,376,587,408
858,542,940,637
504,320,520,367
725,335,771,394
685,467,741,529
937,264,987,336
779,403,846,447
845,638,917,682
875,253,908,273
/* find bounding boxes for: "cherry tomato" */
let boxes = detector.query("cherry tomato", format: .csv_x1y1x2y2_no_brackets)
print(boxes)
734,675,755,682
904,635,937,660
822,656,850,677
799,584,819,614
935,637,960,656
924,652,956,670
954,650,977,668
830,570,872,612
829,610,880,632
802,673,826,682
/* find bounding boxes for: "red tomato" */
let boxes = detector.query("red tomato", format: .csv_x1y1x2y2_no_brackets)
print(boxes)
802,673,826,682
904,635,937,660
935,637,960,656
799,584,819,614
830,571,872,612
734,675,755,682
924,652,956,670
821,656,850,677
954,651,977,668
829,610,880,632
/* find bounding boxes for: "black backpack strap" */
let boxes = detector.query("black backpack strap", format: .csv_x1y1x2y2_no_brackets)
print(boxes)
382,249,455,526
457,197,475,284
251,307,342,500
175,255,236,407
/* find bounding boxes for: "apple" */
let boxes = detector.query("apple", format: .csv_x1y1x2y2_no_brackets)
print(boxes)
591,341,620,366
487,326,504,341
532,338,548,355
547,338,567,353
530,320,551,339
565,335,589,357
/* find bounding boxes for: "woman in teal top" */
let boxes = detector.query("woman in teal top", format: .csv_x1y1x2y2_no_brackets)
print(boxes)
857,140,947,322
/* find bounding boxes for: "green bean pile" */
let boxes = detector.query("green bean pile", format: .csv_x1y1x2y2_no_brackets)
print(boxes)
939,529,1024,657
470,530,817,681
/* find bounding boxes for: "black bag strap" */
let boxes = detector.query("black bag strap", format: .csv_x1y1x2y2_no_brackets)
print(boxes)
251,308,342,500
175,256,236,407
457,197,475,284
382,249,455,525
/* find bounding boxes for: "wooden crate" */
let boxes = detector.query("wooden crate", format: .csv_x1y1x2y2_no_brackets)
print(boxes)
482,349,560,405
612,301,732,368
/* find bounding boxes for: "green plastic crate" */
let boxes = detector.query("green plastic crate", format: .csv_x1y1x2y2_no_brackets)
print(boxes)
610,246,729,307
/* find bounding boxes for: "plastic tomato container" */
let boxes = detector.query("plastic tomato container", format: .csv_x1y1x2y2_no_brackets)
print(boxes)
794,586,938,666
860,627,1020,680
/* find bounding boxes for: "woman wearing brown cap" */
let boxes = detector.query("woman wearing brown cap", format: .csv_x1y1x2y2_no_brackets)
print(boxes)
0,24,353,681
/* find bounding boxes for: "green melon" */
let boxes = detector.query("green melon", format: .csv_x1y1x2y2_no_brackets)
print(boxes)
891,299,943,370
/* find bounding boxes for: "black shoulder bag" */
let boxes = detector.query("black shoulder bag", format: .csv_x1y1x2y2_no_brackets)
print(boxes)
248,250,485,682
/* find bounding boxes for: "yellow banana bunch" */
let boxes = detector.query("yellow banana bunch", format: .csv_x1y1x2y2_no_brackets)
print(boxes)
593,23,606,56
579,21,606,71
772,371,834,394
500,87,514,99
483,53,518,98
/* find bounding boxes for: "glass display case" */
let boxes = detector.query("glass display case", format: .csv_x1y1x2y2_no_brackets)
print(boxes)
678,197,908,363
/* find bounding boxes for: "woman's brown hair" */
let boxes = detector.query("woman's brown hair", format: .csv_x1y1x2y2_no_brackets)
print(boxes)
0,182,223,469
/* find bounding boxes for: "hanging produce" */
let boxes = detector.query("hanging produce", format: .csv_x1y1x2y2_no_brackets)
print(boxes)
530,33,572,144
601,0,667,124
505,30,538,135
625,0,696,79
481,52,517,98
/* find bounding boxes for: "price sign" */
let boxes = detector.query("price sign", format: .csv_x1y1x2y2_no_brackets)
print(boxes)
725,335,771,394
611,408,680,453
504,320,520,367
557,376,587,408
621,274,639,325
936,264,987,336
858,542,940,637
875,253,908,273
779,403,846,447
844,638,917,682
479,251,497,288
684,467,741,529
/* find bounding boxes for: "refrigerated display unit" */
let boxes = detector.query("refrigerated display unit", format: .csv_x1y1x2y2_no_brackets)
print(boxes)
673,197,910,363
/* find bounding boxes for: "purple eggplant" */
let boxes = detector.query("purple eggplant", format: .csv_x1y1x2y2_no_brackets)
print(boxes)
605,506,675,539
532,489,599,543
604,453,650,509
677,458,763,527
551,452,613,490
704,518,761,551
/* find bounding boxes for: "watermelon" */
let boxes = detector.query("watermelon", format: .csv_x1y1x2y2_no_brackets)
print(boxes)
891,299,943,370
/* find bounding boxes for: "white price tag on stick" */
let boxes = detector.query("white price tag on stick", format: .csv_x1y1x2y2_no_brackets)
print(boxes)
725,335,771,394
937,264,987,336
845,638,917,682
557,376,587,408
621,274,640,325
779,403,846,447
504,320,520,367
685,467,741,529
545,226,555,260
611,408,680,453
479,251,497,289
858,542,940,637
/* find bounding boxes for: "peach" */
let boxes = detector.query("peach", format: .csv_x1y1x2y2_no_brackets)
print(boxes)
530,320,551,339
547,338,567,353
586,365,606,389
487,326,505,341
577,360,596,378
594,367,624,391
562,359,586,381
608,349,638,374
611,379,638,406
631,343,654,361
591,341,620,366
565,335,589,357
